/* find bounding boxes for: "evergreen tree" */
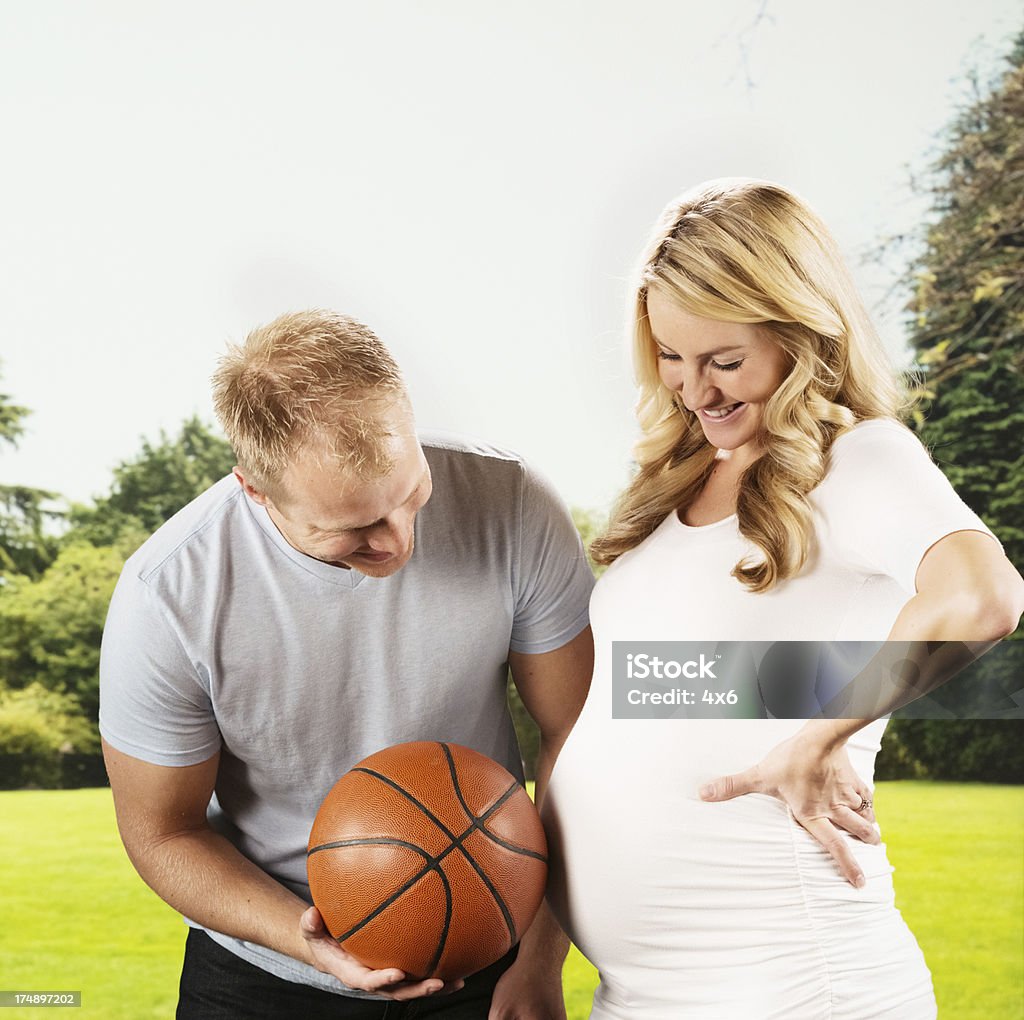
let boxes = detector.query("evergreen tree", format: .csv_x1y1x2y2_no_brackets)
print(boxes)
906,31,1023,570
887,27,1024,736
0,371,60,580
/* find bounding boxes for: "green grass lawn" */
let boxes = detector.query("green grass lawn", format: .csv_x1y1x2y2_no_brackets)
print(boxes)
0,784,1020,1018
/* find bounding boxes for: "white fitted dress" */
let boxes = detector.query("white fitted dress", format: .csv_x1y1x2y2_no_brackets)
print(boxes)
545,420,995,1019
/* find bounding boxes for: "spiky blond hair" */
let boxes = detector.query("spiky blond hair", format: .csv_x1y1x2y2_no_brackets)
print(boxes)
212,309,406,499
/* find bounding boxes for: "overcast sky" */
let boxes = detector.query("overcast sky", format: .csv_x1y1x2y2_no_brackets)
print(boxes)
1,1,1020,514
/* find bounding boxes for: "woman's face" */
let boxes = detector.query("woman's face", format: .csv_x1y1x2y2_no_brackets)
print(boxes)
646,287,790,460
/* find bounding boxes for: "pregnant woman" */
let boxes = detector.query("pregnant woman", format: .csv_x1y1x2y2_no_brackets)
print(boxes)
543,179,1023,1019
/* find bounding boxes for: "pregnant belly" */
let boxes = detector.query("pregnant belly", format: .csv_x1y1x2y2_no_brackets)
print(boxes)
543,717,897,1009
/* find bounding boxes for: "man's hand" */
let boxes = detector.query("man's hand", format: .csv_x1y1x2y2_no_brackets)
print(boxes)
486,898,569,1019
300,906,464,1001
488,953,566,1020
698,727,880,888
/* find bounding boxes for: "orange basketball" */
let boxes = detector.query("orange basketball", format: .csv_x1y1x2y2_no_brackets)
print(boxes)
306,740,548,981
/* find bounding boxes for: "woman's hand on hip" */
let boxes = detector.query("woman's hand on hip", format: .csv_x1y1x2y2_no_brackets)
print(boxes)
698,726,880,888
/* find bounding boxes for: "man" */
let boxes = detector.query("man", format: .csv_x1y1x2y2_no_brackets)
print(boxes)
99,310,594,1018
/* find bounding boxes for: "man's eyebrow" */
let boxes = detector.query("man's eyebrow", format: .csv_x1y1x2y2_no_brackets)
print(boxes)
319,467,427,532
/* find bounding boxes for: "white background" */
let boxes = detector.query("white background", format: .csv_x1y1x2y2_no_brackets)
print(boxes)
1,1,1020,512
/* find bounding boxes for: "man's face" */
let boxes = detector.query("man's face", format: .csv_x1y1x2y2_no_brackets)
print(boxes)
243,407,433,578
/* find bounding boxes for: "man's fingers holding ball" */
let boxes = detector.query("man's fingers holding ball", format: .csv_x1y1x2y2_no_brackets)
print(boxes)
372,975,448,1000
300,905,327,936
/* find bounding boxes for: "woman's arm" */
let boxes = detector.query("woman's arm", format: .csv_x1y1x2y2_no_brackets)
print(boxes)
699,530,1024,886
819,530,1023,727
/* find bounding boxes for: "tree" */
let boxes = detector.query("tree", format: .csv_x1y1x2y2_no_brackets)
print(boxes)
877,718,1024,782
0,542,128,722
0,381,28,446
0,417,235,725
0,370,60,580
886,29,1024,748
0,486,61,581
905,32,1024,568
0,684,100,789
67,415,235,547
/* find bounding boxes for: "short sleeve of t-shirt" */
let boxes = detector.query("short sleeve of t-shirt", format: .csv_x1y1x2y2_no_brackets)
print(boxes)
509,460,595,654
815,419,999,594
99,569,221,766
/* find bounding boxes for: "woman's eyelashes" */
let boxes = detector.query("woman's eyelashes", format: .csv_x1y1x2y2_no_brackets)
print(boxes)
656,348,744,372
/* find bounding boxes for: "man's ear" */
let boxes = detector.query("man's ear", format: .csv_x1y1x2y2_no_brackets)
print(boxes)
233,466,272,508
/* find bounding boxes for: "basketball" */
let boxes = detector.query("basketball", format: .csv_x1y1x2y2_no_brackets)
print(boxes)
306,740,548,981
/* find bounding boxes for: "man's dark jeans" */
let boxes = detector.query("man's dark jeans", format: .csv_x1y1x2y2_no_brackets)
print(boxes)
176,929,517,1019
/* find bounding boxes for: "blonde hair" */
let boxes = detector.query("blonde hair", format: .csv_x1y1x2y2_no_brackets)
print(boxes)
212,309,406,499
591,178,908,591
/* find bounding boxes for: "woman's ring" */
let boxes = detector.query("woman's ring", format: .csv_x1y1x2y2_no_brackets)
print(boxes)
856,797,872,813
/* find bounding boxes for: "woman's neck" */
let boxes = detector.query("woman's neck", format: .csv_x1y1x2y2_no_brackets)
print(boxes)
678,445,762,527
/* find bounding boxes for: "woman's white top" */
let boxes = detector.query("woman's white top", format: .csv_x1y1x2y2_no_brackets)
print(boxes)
545,419,995,1019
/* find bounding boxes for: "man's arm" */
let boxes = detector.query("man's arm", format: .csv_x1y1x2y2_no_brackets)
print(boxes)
508,626,594,807
101,739,456,1000
488,625,594,1020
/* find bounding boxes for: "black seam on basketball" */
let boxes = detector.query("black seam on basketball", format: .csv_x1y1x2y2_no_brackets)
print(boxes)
448,838,518,945
353,767,461,842
441,741,478,824
326,766,476,956
308,837,449,946
475,826,548,862
307,836,433,859
460,782,548,860
477,781,519,822
440,745,521,833
335,861,445,944
437,746,531,944
332,756,534,954
423,860,453,979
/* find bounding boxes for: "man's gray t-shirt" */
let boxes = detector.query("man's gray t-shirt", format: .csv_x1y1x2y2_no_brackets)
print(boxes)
98,432,594,995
